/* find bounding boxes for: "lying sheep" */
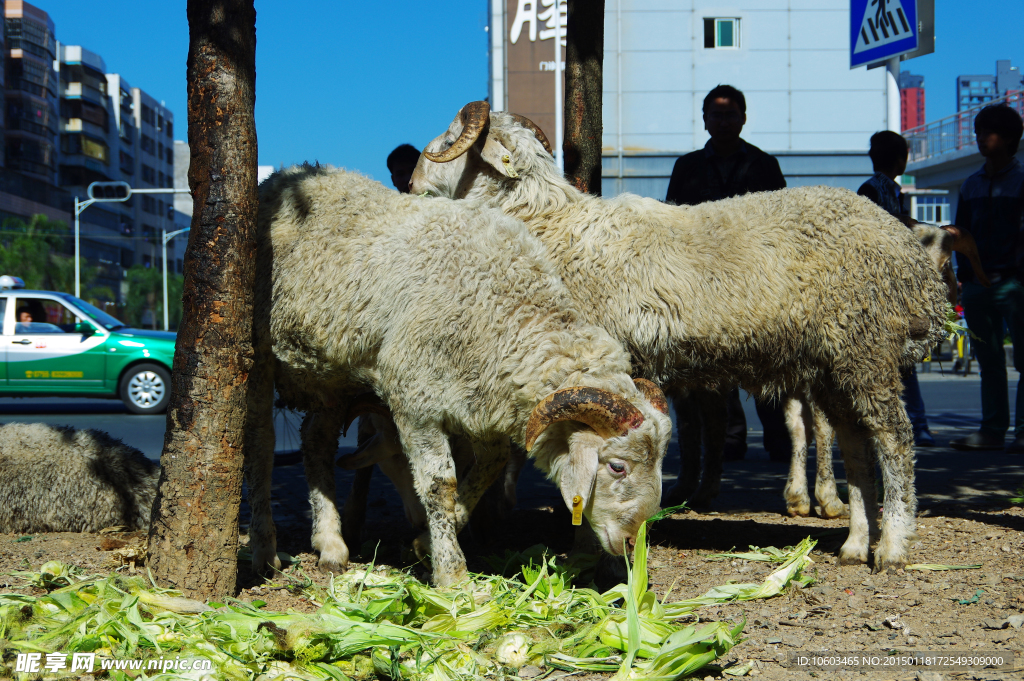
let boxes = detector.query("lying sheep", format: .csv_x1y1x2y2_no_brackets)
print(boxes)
0,422,158,533
244,164,672,585
409,101,950,571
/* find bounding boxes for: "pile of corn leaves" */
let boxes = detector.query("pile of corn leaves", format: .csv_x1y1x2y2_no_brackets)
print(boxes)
0,526,817,681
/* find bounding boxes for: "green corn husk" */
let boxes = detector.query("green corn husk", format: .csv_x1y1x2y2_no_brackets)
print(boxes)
661,537,816,619
0,529,820,681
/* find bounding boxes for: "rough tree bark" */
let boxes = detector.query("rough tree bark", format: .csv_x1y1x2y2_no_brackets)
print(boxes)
146,0,258,598
563,0,605,196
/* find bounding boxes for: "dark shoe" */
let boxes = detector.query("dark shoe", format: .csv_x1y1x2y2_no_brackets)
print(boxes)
914,429,936,447
949,431,1004,451
1006,436,1024,454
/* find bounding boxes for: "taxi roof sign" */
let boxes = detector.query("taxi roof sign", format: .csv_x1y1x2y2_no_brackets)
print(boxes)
87,181,132,202
850,0,918,69
0,275,25,289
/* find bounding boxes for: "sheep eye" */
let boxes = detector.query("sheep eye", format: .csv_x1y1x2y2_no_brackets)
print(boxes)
609,461,626,474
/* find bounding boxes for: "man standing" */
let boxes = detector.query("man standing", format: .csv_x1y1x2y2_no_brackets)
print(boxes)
950,104,1024,453
857,130,935,447
663,85,790,507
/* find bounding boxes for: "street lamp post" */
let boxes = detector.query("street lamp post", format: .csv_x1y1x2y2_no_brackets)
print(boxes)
162,227,190,331
75,181,190,304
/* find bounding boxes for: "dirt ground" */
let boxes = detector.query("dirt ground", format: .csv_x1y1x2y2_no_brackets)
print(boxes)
1,444,1022,681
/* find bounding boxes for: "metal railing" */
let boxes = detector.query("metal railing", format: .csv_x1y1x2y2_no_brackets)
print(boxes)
905,91,1024,164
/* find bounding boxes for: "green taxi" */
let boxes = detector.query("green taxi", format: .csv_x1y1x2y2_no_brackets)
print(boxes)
0,275,176,414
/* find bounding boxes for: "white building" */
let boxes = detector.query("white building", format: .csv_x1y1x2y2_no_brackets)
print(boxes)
489,0,896,198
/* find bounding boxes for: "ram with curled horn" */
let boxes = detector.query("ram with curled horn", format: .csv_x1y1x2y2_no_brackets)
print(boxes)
247,163,672,585
410,100,963,575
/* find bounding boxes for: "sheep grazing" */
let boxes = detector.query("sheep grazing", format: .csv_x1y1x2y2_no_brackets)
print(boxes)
409,101,952,571
0,422,158,533
245,164,672,585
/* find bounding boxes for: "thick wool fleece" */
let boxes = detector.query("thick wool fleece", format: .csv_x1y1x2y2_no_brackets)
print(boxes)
412,110,950,571
246,164,670,584
0,423,158,533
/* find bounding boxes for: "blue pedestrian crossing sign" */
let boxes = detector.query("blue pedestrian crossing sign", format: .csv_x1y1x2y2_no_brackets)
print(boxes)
850,0,918,68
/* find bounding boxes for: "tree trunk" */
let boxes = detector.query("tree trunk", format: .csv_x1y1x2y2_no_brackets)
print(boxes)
146,0,258,598
563,0,605,196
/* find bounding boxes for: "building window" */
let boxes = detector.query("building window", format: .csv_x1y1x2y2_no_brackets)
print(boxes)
165,147,173,165
142,195,156,214
176,258,183,273
915,196,949,224
141,104,155,126
142,164,155,183
166,121,173,137
704,18,739,49
141,134,155,155
119,150,134,175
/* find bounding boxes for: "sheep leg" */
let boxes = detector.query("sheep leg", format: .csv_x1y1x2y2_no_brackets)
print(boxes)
404,426,467,586
871,404,918,572
341,416,377,550
470,442,525,541
454,436,511,531
243,360,281,574
687,389,725,508
301,411,350,573
832,420,877,566
662,389,700,506
783,395,812,517
810,405,847,519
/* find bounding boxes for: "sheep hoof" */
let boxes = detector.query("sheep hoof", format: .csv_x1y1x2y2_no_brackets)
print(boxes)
838,544,869,566
817,500,850,519
317,549,349,574
251,547,283,575
872,541,909,573
787,500,812,517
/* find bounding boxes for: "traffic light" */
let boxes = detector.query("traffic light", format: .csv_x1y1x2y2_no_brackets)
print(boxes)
87,181,132,202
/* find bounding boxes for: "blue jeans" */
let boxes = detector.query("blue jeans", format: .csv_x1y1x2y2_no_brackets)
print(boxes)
961,278,1024,437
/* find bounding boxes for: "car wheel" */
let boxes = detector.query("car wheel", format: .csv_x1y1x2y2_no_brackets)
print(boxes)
120,363,171,414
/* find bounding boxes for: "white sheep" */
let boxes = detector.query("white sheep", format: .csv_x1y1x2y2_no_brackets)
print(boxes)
408,101,951,571
781,222,987,519
245,164,672,585
0,422,158,533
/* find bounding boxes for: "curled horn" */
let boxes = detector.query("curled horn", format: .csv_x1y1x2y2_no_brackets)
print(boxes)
423,100,491,163
525,387,644,451
633,378,669,415
342,392,392,437
509,113,554,155
941,225,991,287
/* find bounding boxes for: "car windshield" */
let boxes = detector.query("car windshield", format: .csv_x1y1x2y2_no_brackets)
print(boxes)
57,293,126,330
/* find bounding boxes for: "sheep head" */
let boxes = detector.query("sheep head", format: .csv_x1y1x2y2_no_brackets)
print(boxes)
903,217,990,303
410,100,554,200
526,381,671,557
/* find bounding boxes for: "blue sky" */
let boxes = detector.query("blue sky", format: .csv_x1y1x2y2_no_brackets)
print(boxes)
36,1,1022,183
40,1,489,185
901,0,1024,122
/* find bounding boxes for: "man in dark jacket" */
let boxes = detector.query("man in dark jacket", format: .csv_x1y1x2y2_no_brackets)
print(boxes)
662,85,790,509
949,104,1024,453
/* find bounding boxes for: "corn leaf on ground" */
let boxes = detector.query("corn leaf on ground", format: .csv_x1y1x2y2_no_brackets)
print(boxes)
0,531,817,680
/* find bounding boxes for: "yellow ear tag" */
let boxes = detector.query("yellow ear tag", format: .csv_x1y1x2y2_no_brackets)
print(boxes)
501,154,519,178
571,495,583,526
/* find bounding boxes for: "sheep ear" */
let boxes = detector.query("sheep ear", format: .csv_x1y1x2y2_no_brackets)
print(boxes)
559,430,601,523
479,134,520,179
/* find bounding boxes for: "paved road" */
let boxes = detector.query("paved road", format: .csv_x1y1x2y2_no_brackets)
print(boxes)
2,368,1022,559
0,366,1016,460
0,396,355,459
